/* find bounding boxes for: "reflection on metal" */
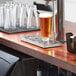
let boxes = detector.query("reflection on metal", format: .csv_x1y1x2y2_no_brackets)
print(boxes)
57,0,64,42
46,0,64,42
44,0,64,42
52,0,57,41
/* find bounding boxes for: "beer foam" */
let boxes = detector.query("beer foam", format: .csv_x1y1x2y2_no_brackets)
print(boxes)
39,12,53,18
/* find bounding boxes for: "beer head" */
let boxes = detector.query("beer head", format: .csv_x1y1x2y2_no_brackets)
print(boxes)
39,12,53,41
39,12,53,18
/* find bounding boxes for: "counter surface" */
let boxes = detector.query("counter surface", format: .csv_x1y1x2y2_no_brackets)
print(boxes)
0,21,76,74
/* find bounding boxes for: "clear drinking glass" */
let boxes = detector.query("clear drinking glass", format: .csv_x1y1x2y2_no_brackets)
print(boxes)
12,4,17,29
27,5,32,28
4,4,11,30
33,5,39,28
16,3,22,27
3,1,17,30
0,4,4,28
19,4,27,28
9,3,17,29
27,5,39,29
1,2,39,30
39,12,53,43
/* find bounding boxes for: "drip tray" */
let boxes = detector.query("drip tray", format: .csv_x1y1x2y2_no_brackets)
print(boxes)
21,35,62,48
0,27,39,34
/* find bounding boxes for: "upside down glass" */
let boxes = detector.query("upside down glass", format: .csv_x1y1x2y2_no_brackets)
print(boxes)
39,12,53,42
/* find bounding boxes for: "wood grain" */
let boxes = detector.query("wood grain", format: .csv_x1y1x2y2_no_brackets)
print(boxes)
0,21,76,74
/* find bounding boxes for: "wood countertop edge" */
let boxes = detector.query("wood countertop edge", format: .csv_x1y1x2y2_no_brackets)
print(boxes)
0,38,76,74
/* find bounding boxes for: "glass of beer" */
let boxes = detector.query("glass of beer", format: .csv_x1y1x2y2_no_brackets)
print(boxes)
39,12,53,42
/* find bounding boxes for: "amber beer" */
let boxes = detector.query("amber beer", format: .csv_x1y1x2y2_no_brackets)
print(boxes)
39,13,52,41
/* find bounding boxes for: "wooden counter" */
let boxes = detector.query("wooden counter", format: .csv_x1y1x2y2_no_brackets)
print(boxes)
0,21,76,74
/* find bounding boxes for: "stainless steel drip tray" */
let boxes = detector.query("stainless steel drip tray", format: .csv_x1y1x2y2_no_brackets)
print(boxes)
21,35,62,48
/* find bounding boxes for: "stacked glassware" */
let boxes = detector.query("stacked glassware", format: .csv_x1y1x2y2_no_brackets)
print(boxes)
0,1,39,33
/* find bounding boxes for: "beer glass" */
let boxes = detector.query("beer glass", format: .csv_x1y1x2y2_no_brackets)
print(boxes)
39,12,53,42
